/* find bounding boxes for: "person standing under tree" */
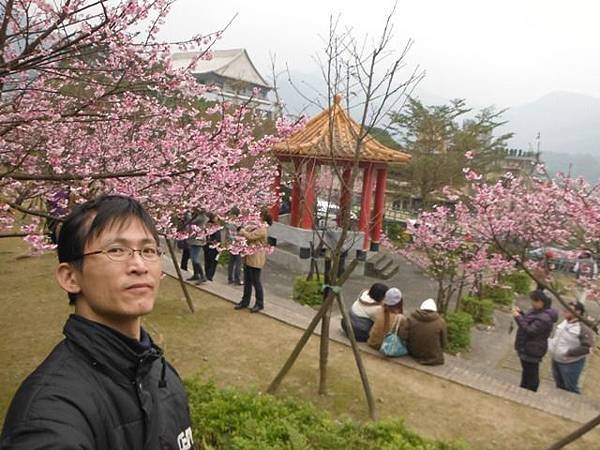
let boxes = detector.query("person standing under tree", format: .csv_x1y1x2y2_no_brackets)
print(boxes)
573,251,598,304
513,289,558,392
234,210,272,313
225,207,243,285
548,301,594,394
203,212,221,282
186,209,207,284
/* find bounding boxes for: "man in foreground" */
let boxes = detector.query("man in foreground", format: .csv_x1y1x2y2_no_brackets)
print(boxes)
1,195,194,450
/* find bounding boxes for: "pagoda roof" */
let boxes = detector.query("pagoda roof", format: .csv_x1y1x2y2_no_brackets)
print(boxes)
274,95,410,164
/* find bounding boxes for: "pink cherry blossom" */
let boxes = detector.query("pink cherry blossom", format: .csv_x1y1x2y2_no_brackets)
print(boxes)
0,0,305,256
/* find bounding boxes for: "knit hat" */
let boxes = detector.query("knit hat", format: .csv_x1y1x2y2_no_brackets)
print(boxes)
420,298,437,312
383,288,402,306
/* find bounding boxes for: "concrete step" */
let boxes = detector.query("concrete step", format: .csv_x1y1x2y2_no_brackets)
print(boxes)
365,253,399,280
375,257,394,273
381,265,399,280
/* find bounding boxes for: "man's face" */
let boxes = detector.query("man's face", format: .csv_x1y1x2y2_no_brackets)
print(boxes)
75,218,161,323
563,308,574,321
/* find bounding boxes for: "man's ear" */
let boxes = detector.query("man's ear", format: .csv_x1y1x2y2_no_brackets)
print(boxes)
55,263,82,296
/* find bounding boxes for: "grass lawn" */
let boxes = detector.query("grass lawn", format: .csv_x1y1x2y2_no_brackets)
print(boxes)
1,237,599,449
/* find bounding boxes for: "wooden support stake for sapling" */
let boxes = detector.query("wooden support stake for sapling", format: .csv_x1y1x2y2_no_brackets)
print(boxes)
165,238,195,313
335,291,378,420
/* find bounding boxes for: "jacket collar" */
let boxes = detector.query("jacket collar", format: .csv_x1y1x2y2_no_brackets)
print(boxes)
412,310,440,322
63,314,162,383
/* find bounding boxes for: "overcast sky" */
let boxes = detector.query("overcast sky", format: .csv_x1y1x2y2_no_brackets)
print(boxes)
159,0,600,109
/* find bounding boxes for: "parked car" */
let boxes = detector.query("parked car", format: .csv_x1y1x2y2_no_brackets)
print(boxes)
316,199,356,228
527,246,577,272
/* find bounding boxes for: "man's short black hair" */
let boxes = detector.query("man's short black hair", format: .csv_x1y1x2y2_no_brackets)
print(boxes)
57,195,159,304
568,301,585,316
368,283,389,302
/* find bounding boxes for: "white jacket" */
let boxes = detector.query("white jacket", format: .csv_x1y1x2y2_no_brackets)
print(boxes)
548,319,594,364
351,290,382,322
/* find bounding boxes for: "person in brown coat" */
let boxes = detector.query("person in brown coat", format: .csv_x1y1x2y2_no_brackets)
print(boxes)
403,298,447,365
368,288,405,349
234,210,272,313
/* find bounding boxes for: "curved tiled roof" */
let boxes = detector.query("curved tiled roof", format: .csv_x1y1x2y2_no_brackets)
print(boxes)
274,95,410,164
171,49,271,88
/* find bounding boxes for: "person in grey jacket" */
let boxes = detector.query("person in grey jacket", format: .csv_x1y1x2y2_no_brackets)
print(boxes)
186,210,207,284
548,301,595,394
225,208,243,285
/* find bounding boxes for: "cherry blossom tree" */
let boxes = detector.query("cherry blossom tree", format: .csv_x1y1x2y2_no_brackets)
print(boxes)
383,162,600,448
0,0,302,253
394,161,600,317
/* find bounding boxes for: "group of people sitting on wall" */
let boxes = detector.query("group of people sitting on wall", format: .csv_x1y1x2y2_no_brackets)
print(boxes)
343,282,595,394
342,283,448,366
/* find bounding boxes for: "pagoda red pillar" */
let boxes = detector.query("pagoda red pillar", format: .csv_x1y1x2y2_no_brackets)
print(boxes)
290,160,301,227
358,164,374,249
370,166,388,250
301,160,317,229
270,163,282,222
337,166,352,226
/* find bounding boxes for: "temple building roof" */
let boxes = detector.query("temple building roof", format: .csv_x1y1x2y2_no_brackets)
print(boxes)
171,49,270,88
274,94,410,164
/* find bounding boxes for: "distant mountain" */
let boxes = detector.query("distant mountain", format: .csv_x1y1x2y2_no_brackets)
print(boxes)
503,91,600,157
276,79,600,182
500,91,600,182
540,152,600,183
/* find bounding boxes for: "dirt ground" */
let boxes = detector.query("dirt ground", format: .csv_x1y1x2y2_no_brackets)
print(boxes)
1,238,599,450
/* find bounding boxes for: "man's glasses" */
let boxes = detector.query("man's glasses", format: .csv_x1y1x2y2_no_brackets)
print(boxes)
76,245,163,262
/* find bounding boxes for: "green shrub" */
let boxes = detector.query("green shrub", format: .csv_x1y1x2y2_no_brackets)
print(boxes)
217,250,231,267
386,222,411,246
446,311,474,354
184,379,469,450
460,295,494,325
386,222,403,240
293,276,324,306
503,272,531,295
481,284,514,305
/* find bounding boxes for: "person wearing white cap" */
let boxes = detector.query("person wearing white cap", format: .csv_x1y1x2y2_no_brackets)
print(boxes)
341,283,389,342
404,298,447,365
368,288,406,349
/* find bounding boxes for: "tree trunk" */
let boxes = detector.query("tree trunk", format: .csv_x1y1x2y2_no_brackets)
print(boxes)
436,279,445,313
165,238,194,313
335,293,378,420
267,293,335,394
268,259,359,394
319,307,331,395
319,257,333,395
547,413,600,450
454,274,466,312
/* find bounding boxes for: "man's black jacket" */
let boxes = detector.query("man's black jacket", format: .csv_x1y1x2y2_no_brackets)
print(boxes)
0,315,194,449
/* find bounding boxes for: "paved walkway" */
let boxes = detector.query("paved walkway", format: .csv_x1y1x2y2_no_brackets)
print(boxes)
161,255,600,425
